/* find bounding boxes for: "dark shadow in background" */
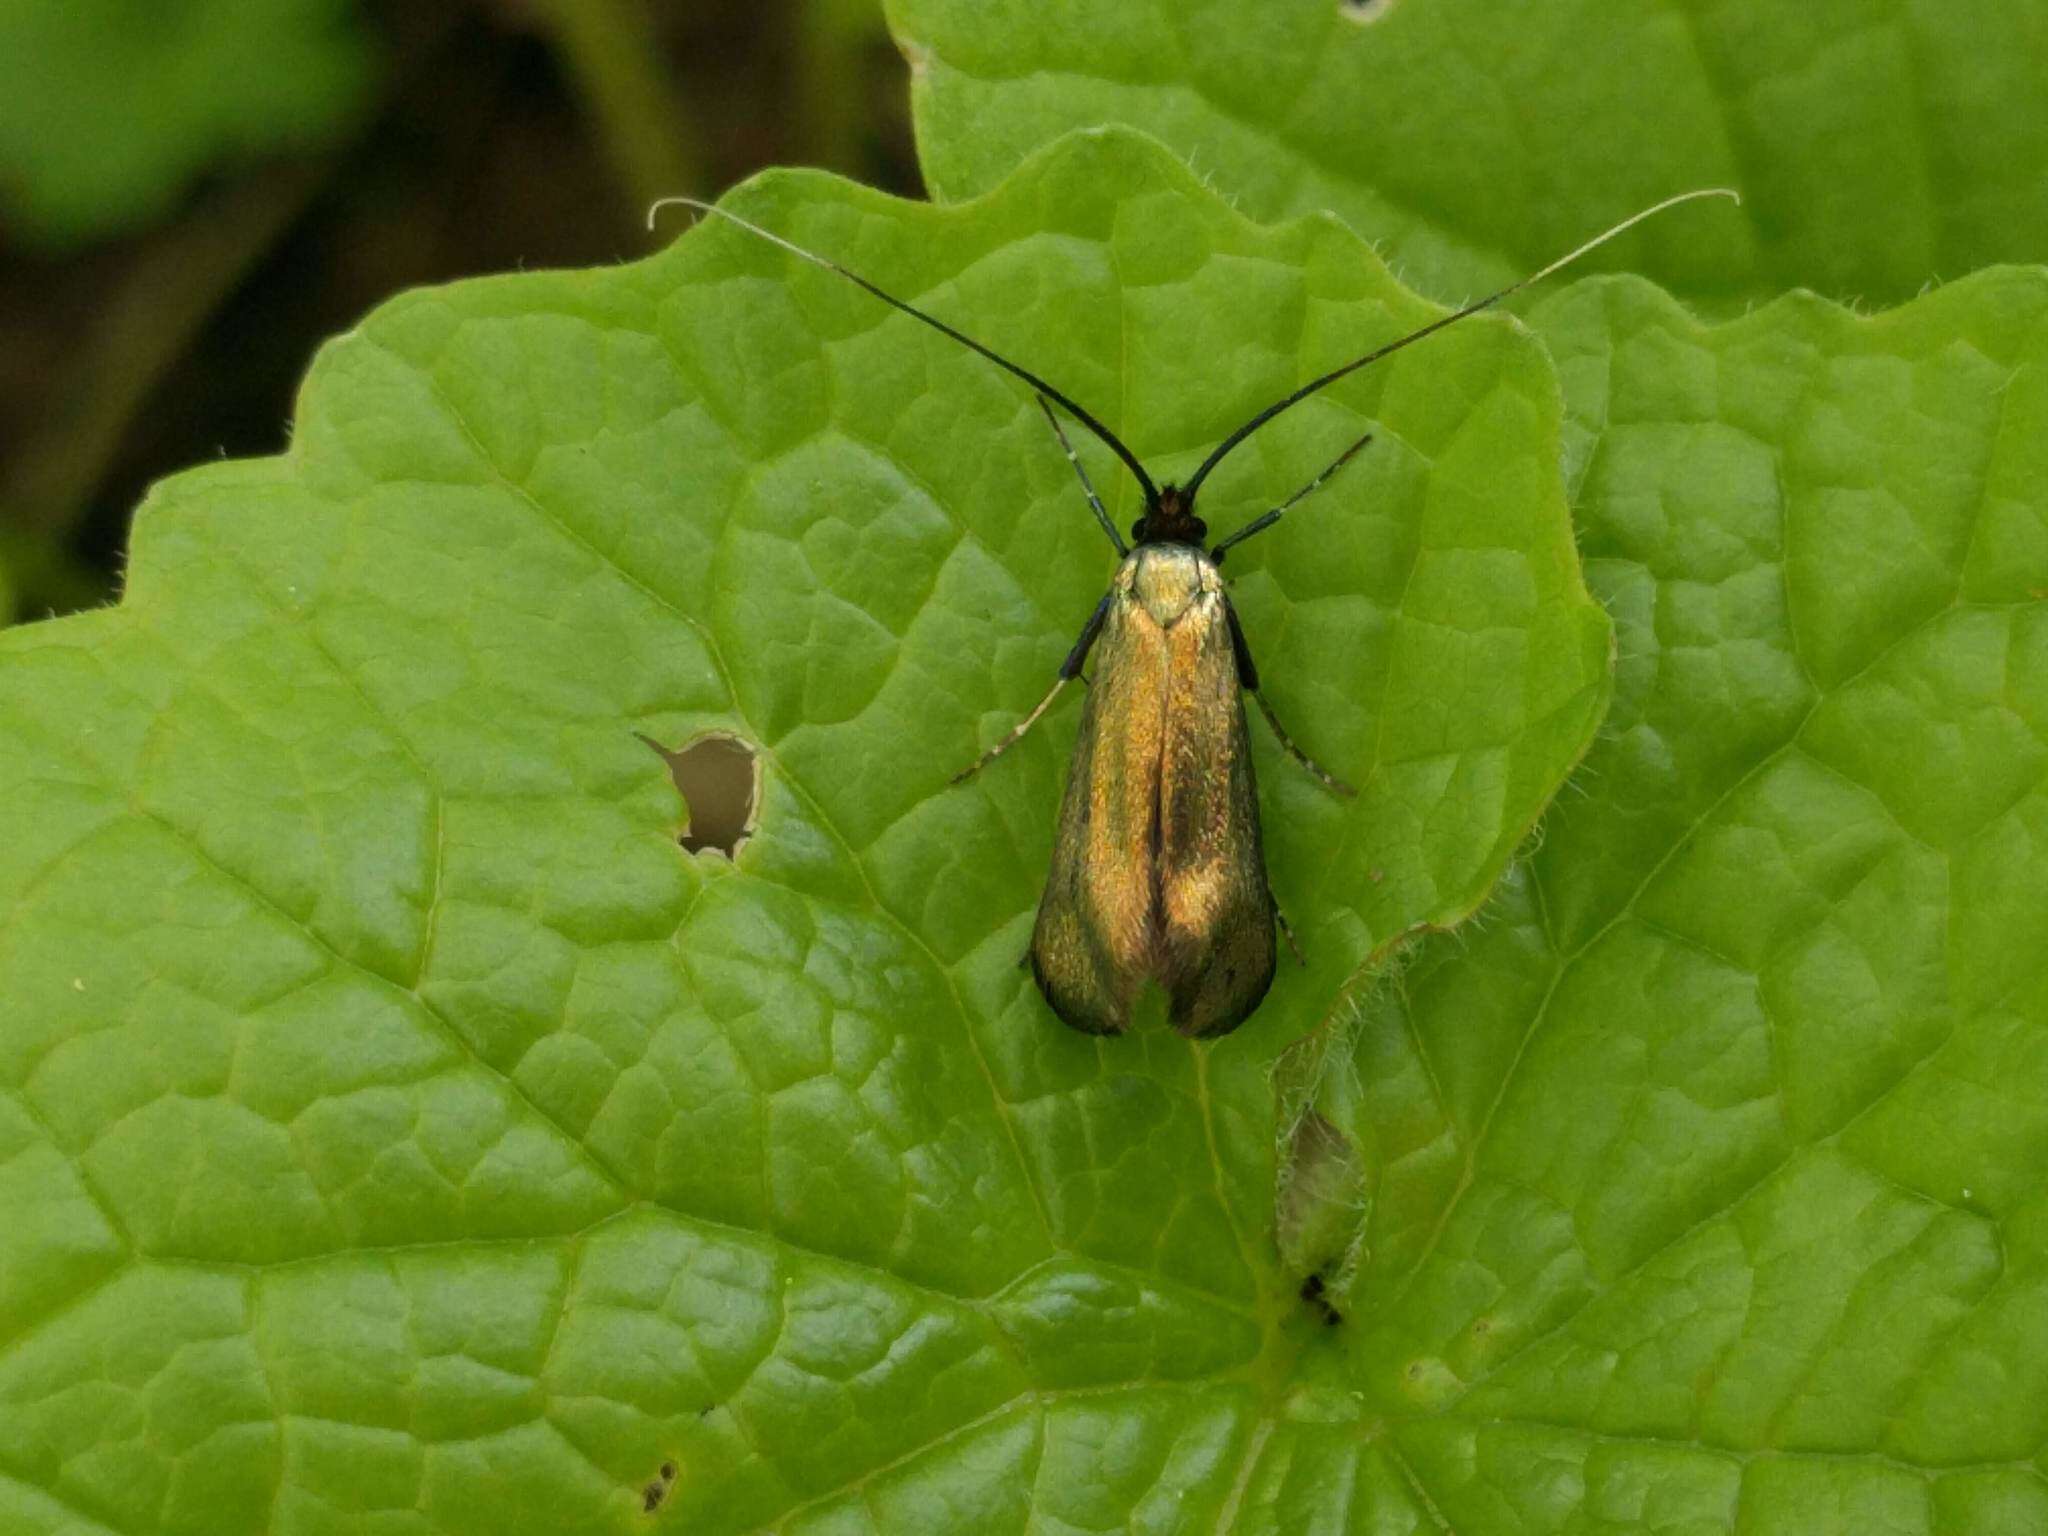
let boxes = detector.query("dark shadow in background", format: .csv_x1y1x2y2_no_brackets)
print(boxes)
0,0,917,622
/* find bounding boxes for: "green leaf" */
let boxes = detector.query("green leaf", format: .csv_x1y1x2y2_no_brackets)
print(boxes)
0,129,1605,1532
0,0,371,249
1277,265,2048,1528
889,0,2048,309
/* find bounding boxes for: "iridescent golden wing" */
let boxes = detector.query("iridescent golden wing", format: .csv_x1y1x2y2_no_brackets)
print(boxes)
1153,587,1275,1036
1028,585,1162,1035
1028,558,1275,1037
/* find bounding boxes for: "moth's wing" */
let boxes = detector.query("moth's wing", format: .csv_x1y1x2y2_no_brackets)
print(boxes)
1029,592,1163,1035
1157,589,1275,1038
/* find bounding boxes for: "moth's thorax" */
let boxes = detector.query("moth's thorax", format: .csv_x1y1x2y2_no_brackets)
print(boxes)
1121,542,1221,629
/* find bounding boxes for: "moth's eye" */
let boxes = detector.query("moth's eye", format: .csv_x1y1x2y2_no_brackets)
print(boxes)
1129,518,1147,542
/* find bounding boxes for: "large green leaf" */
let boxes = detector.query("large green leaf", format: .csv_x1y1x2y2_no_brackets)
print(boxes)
1275,265,2048,1528
889,0,2048,309
0,130,1609,1532
0,0,370,249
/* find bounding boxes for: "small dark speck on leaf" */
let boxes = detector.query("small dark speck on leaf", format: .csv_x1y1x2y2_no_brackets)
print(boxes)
638,731,761,858
642,1459,679,1514
1300,1272,1343,1326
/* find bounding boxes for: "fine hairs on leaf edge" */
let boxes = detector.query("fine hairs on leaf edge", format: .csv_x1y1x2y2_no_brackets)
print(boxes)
1268,727,1596,1302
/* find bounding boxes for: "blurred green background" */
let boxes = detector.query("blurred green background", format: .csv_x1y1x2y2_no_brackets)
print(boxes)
0,0,916,626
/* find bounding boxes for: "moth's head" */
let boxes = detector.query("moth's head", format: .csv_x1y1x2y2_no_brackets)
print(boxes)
1133,484,1207,548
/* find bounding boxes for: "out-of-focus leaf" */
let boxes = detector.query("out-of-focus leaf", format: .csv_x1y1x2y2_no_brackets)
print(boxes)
0,0,371,249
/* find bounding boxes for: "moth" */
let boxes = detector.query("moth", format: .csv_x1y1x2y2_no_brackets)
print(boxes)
656,189,1734,1038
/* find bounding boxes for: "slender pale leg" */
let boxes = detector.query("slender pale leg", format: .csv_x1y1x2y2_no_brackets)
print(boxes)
1253,691,1357,798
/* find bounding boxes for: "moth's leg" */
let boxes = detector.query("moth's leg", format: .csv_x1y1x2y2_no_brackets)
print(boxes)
951,591,1113,785
1253,692,1357,797
1212,427,1374,561
1273,901,1307,966
951,680,1068,787
1225,602,1359,797
1037,394,1129,556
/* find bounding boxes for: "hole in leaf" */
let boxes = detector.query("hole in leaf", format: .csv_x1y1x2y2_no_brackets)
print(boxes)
1339,0,1396,21
639,731,760,858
